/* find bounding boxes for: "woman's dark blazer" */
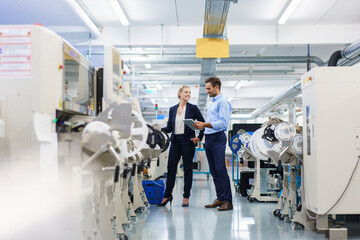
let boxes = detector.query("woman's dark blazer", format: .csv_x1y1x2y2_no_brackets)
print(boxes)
162,102,205,142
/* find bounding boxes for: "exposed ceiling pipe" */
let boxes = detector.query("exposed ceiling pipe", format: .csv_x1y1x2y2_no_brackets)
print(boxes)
161,24,164,57
123,56,324,66
338,55,360,66
334,38,360,66
250,81,301,119
203,0,230,37
250,39,360,119
198,59,216,113
123,76,301,85
197,0,234,113
83,50,325,65
133,69,296,76
122,51,195,56
342,39,360,59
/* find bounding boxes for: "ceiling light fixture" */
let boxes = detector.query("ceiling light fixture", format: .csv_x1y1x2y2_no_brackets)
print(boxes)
135,48,144,52
156,84,162,90
150,98,156,105
235,81,243,90
278,0,302,24
109,0,129,26
123,64,130,73
145,64,151,69
65,0,101,38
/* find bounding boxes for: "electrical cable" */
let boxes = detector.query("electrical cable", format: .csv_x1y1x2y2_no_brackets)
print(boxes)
11,0,41,24
304,157,360,220
174,0,180,27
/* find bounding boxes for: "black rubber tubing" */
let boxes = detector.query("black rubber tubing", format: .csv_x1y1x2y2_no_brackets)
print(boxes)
328,50,342,66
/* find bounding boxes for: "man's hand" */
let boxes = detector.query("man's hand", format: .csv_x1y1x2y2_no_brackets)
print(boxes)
192,121,206,130
190,137,201,144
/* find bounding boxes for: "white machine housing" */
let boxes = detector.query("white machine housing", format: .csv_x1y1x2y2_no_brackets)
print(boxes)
103,45,127,108
302,66,360,215
0,25,95,161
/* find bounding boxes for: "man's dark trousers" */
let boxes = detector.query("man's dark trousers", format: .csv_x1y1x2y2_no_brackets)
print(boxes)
205,131,232,203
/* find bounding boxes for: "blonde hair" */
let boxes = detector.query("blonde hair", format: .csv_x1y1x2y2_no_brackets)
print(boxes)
177,85,190,99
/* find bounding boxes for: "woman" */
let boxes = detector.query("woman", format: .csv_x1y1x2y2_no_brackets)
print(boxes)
158,85,205,207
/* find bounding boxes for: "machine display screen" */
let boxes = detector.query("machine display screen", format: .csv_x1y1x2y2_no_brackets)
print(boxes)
63,43,95,113
112,49,120,76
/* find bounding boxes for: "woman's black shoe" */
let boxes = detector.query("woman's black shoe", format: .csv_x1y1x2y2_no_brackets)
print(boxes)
157,197,173,207
182,198,189,207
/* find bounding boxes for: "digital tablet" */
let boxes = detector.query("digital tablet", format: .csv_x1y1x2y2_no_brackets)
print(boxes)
183,119,198,131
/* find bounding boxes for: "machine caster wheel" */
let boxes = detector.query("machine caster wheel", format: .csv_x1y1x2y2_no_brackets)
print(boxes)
122,223,132,232
118,233,128,240
273,209,280,217
130,216,138,224
248,197,254,203
278,214,285,221
291,222,299,230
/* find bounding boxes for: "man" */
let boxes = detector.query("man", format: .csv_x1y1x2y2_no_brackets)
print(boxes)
193,76,233,211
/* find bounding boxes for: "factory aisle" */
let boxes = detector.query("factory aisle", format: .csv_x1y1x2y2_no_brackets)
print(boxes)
127,174,333,240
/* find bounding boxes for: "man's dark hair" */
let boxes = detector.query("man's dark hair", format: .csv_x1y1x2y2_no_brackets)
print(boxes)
205,76,221,90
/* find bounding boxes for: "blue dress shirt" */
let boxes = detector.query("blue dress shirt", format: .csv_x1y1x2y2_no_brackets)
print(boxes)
204,93,232,134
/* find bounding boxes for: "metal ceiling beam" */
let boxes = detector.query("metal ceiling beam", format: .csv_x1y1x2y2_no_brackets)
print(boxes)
198,0,234,113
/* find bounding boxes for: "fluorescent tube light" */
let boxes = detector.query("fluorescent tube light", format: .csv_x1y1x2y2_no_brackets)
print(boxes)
150,98,156,105
123,64,130,73
65,0,101,38
278,0,301,25
235,81,243,90
145,64,151,69
109,0,129,26
156,84,162,90
231,114,252,119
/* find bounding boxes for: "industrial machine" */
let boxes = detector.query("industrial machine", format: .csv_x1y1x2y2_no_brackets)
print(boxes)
238,120,288,202
0,24,95,163
0,25,97,240
272,130,315,231
301,65,360,233
0,26,170,240
144,123,171,180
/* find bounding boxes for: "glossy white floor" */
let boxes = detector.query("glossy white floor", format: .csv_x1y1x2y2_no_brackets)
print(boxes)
127,173,360,240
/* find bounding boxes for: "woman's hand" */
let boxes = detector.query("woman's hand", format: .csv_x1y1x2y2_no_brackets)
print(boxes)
191,137,201,144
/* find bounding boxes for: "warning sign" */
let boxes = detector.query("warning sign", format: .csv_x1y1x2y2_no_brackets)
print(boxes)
0,26,32,77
